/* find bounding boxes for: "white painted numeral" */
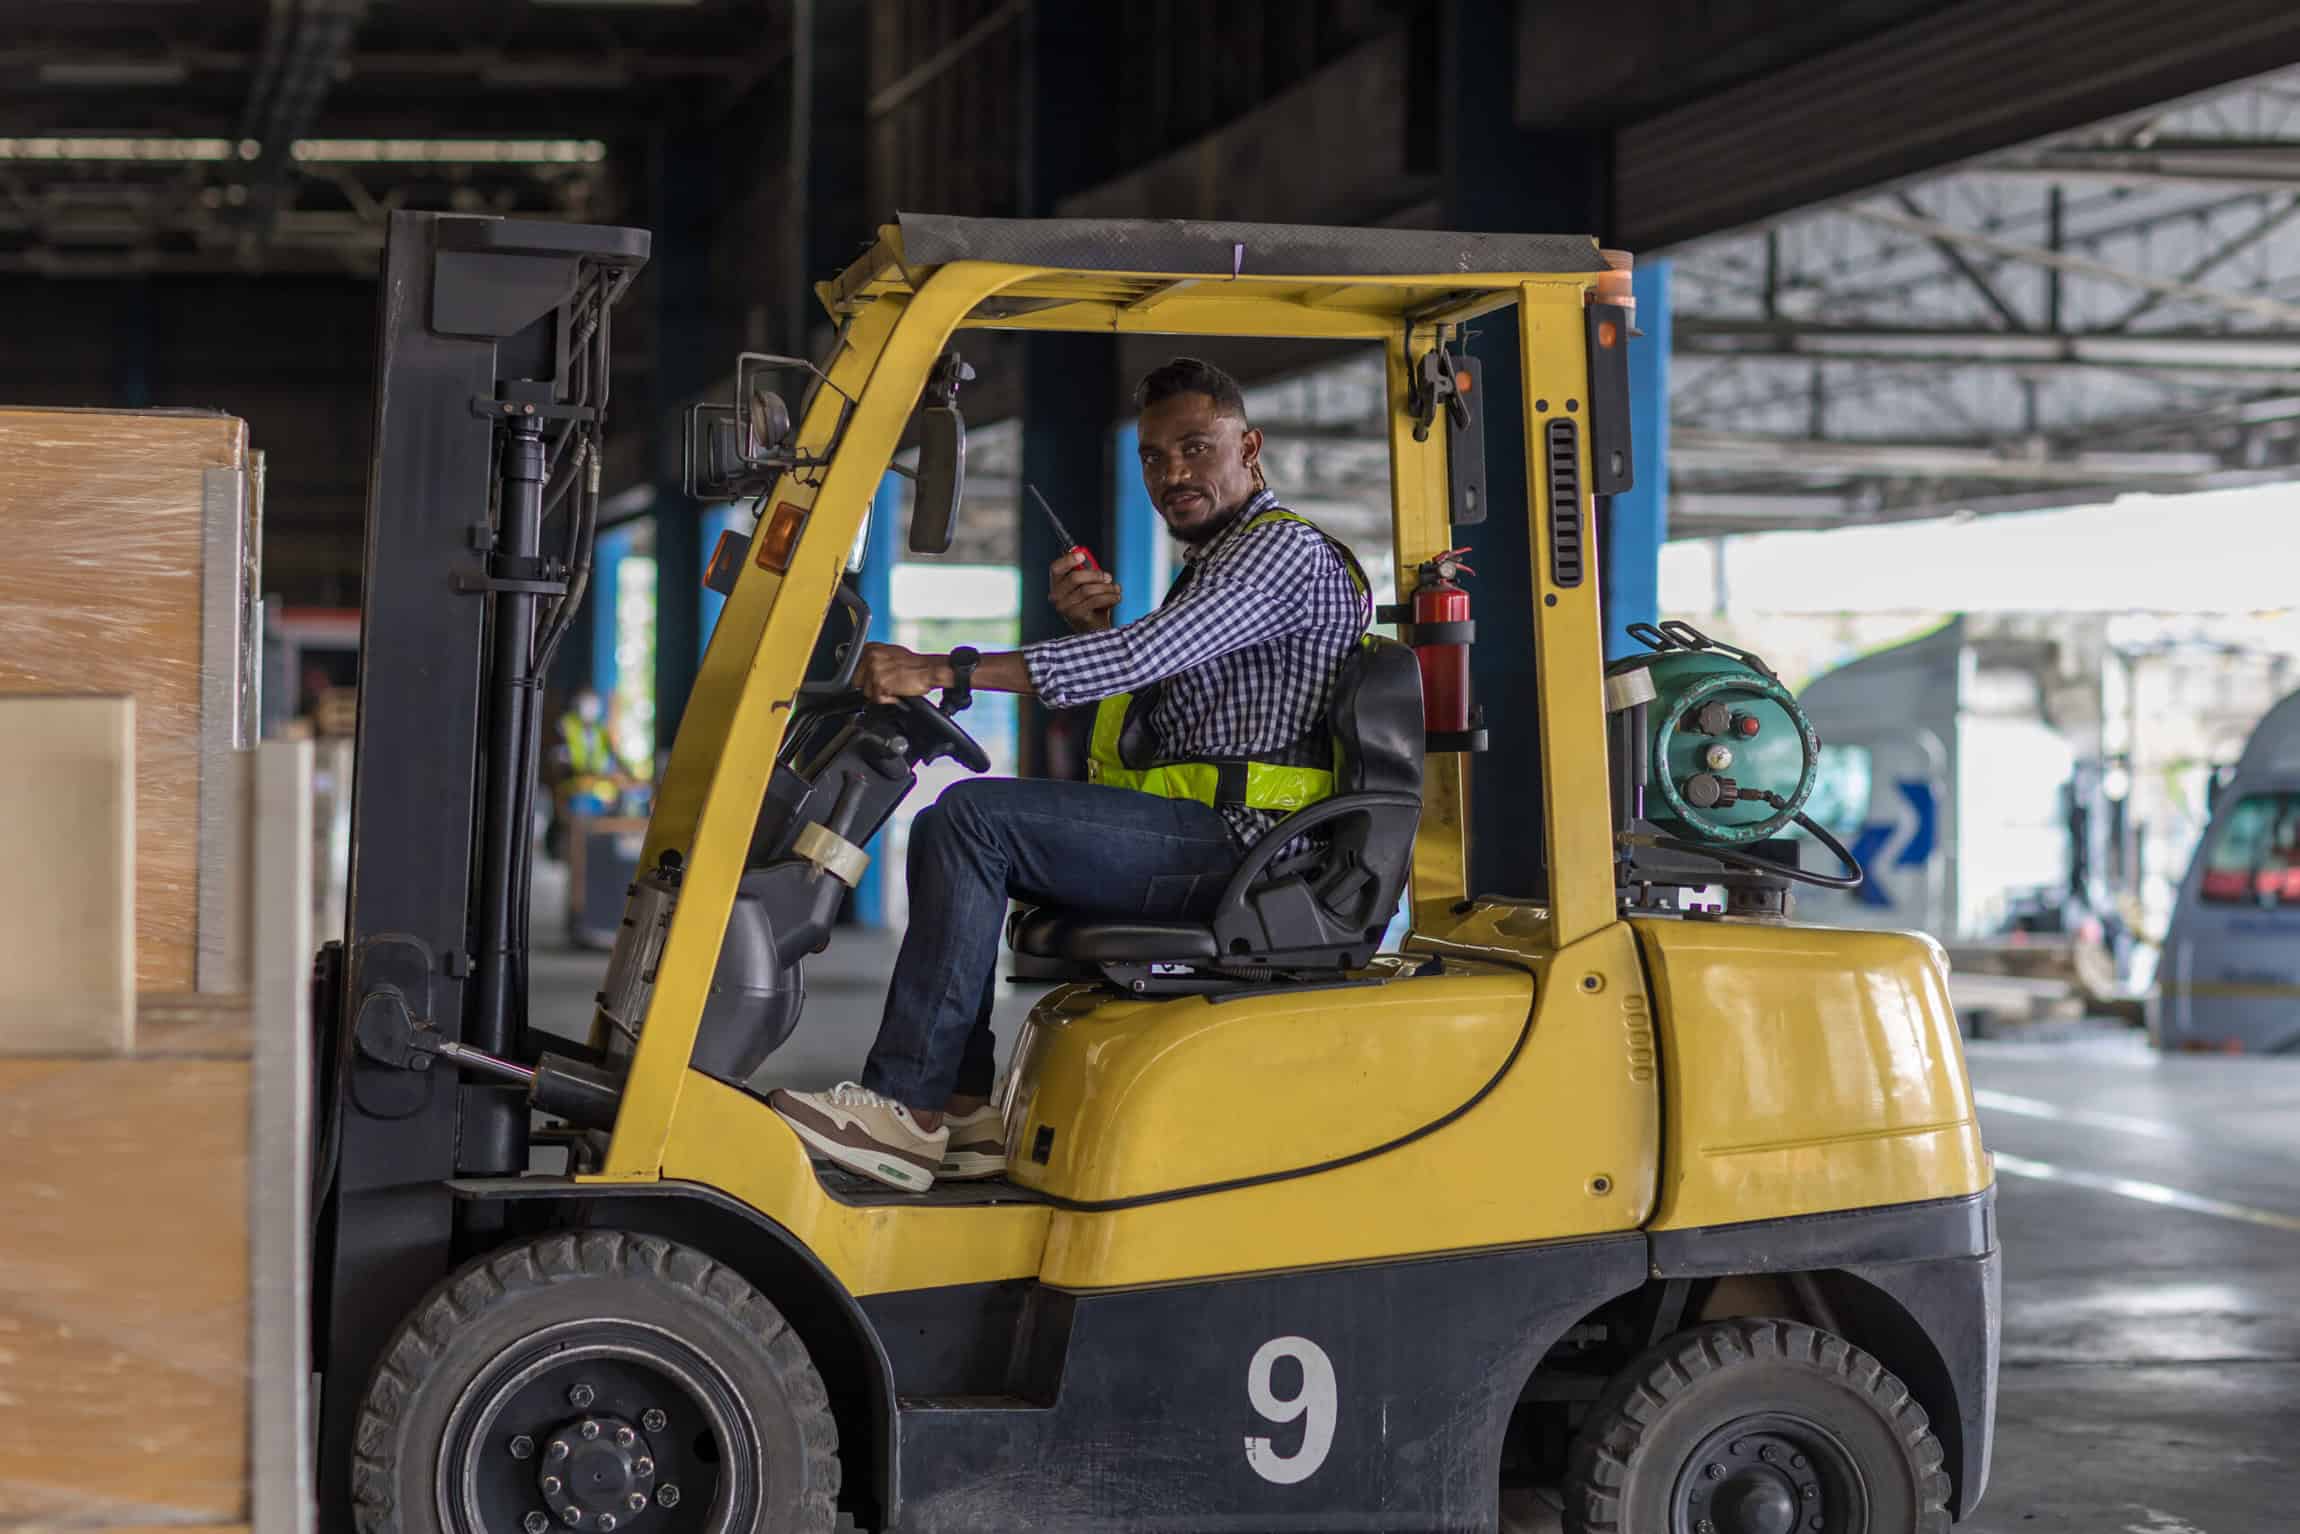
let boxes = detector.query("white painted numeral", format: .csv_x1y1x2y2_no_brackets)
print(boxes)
1243,1336,1337,1485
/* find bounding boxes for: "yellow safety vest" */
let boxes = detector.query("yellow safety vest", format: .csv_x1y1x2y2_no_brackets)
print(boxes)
562,715,616,777
1086,507,1368,813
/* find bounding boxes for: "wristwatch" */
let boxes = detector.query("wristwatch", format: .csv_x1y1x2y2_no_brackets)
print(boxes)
945,645,980,711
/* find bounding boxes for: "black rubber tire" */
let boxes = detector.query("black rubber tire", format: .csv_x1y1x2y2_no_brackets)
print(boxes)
351,1229,840,1534
1562,1316,1951,1534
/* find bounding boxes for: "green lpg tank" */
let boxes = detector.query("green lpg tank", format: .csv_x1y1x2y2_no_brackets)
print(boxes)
1609,623,1820,848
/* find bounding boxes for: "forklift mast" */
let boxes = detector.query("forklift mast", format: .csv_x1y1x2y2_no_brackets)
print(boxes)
313,211,649,1518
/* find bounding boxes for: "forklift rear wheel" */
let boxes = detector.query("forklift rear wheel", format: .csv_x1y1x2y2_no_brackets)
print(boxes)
1561,1317,1950,1534
351,1231,840,1534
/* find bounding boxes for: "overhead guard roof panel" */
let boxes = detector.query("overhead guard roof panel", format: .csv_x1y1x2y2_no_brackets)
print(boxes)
894,213,1607,279
819,213,1613,335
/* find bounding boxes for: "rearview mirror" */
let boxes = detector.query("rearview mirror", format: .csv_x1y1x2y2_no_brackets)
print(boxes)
910,406,965,556
684,402,772,501
744,387,793,462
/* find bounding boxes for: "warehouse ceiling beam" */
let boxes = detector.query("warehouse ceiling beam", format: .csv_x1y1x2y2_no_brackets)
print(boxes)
1892,191,2029,330
1842,201,2300,326
1677,319,2300,374
867,0,1028,119
237,0,369,236
2106,193,2300,330
1987,138,2300,191
1671,428,2219,485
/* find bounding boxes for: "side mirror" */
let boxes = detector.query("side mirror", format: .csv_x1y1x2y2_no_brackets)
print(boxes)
744,387,793,462
909,405,965,556
684,403,771,501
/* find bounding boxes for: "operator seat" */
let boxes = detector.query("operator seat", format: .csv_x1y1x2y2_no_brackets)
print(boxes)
1009,636,1424,993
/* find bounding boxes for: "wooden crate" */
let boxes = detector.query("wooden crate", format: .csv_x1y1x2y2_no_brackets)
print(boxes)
0,408,257,994
0,1054,251,1523
0,741,314,1532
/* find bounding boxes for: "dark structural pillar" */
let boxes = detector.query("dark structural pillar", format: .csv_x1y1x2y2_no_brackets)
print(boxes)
649,117,720,756
1442,0,1609,899
1016,2,1122,779
1017,335,1120,779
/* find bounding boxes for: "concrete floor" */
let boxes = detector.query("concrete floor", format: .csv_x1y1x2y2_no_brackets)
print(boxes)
527,869,2299,1532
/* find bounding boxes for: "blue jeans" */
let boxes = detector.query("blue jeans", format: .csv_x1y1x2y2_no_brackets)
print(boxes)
860,777,1241,1110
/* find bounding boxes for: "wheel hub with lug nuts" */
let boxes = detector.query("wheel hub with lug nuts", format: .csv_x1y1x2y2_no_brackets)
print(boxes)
537,1415,658,1528
1676,1421,1844,1534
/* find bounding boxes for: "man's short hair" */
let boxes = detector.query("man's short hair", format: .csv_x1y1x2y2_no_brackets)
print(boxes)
1134,357,1249,422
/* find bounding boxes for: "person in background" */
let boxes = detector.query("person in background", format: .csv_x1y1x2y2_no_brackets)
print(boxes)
545,686,636,859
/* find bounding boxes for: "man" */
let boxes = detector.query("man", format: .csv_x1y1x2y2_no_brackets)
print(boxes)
544,687,628,860
770,358,1369,1191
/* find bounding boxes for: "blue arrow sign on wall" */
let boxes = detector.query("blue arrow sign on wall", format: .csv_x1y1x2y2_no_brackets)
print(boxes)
1895,781,1938,868
1850,822,1897,908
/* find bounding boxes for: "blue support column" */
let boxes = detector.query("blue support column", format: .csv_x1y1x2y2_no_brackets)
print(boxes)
1111,422,1160,624
591,524,628,699
851,472,903,926
1602,261,1671,660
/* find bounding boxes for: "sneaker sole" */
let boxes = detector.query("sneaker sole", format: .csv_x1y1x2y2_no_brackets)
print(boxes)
779,1111,937,1193
938,1150,1009,1181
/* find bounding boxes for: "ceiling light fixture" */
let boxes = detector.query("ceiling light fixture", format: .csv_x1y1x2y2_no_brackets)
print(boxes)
0,137,235,161
289,138,609,164
36,61,192,86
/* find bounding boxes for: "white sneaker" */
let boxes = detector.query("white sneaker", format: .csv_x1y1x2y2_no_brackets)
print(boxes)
768,1082,949,1192
939,1105,1008,1181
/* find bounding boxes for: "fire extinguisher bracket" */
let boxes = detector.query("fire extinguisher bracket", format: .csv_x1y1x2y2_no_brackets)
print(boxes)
1375,606,1477,646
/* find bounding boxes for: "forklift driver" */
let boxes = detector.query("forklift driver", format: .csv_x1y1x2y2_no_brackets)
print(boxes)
769,357,1372,1191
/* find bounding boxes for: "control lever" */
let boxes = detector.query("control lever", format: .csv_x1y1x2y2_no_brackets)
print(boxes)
352,994,626,1129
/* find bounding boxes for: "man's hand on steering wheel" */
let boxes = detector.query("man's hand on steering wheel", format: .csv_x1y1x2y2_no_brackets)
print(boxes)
853,643,996,773
855,642,952,705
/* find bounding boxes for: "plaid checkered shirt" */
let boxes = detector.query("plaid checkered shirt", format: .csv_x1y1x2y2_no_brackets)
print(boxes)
1022,489,1370,846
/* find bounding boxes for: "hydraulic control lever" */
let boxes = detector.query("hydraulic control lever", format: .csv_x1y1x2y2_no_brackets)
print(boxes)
351,984,626,1129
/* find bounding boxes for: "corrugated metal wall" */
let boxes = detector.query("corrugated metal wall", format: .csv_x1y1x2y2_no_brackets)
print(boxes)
1612,0,2300,251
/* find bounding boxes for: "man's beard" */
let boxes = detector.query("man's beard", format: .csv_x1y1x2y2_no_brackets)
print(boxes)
1166,488,1253,546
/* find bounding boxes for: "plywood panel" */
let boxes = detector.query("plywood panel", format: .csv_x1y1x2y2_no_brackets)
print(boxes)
0,408,247,993
0,1058,250,1522
0,696,134,1054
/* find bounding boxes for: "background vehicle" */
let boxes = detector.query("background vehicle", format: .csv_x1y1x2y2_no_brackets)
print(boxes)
2155,687,2300,1052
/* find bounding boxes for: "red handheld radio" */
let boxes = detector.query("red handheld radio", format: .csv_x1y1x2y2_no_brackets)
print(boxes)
1026,483,1101,573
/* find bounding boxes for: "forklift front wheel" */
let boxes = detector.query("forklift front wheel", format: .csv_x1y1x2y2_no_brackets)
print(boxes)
351,1230,840,1534
1561,1317,1951,1534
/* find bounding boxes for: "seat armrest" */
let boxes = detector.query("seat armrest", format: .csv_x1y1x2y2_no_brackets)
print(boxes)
1214,792,1421,906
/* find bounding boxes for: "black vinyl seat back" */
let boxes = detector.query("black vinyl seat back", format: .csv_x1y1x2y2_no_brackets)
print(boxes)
1329,636,1424,799
1207,636,1423,966
1011,635,1426,988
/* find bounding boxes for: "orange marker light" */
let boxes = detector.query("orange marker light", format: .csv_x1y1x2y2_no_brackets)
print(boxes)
704,529,747,592
1596,248,1636,312
755,500,809,572
1597,319,1620,349
1455,370,1474,394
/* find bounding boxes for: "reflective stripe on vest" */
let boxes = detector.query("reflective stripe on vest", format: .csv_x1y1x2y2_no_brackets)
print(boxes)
562,716,614,776
1086,507,1366,813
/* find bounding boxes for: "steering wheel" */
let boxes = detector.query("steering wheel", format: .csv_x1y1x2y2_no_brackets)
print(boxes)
899,694,992,772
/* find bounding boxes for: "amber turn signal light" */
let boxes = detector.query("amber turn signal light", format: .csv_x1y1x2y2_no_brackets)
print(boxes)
755,500,809,573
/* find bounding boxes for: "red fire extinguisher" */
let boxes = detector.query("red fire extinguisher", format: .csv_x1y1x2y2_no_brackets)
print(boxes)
1412,548,1474,735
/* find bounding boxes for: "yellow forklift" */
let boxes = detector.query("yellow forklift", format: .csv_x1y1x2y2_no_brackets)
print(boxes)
315,212,1997,1534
